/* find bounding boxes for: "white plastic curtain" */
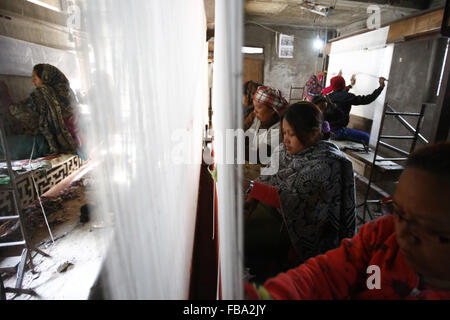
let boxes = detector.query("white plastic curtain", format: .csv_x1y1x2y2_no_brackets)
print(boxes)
0,35,82,90
83,0,208,299
212,0,244,300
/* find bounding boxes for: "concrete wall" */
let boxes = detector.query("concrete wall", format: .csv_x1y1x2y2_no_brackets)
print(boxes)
0,0,80,102
381,36,447,153
244,23,327,101
0,0,73,51
0,0,91,139
0,75,34,101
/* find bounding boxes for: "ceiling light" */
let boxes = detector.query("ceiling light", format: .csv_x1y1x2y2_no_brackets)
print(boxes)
313,37,324,50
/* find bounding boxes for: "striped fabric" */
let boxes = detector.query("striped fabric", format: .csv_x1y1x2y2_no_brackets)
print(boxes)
252,86,289,116
303,75,323,102
257,140,356,262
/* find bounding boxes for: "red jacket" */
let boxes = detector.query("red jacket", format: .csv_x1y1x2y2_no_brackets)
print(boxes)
248,181,280,209
246,215,450,300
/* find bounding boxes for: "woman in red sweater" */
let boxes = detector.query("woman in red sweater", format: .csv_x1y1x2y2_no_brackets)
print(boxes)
246,142,450,299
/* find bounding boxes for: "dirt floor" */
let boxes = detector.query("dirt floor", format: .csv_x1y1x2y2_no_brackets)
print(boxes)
1,165,112,300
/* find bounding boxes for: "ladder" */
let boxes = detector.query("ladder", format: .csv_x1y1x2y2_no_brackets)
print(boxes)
358,102,428,223
288,85,305,104
0,118,49,300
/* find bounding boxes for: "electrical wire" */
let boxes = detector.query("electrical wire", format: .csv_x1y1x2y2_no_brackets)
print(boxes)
244,21,283,56
245,21,280,34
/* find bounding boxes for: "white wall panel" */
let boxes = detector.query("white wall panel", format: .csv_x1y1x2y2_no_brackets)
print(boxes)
0,35,82,90
327,27,394,146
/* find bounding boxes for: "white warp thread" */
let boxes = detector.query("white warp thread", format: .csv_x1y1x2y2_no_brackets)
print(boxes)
83,0,208,299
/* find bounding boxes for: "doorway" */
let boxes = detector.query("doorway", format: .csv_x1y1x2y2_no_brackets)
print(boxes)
243,57,264,84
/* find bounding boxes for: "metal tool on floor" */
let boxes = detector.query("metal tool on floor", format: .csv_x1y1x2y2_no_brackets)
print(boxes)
0,118,49,300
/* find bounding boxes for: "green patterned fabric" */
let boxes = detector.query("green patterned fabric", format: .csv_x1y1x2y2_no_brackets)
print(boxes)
8,64,77,154
0,176,11,185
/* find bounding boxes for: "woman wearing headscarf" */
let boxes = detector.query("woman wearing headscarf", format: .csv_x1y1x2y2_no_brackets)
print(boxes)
244,102,356,282
244,85,289,180
303,75,323,102
1,64,81,159
243,80,262,131
321,70,356,95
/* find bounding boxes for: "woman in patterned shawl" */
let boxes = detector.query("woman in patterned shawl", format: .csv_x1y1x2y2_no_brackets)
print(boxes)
302,74,323,102
244,102,356,270
6,64,80,156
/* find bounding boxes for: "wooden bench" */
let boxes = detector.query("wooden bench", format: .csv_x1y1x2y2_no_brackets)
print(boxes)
332,140,404,182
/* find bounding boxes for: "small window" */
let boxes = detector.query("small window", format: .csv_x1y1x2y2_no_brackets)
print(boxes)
27,0,61,12
242,46,264,54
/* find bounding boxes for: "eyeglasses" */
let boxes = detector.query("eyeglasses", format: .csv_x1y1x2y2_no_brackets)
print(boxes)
385,200,450,245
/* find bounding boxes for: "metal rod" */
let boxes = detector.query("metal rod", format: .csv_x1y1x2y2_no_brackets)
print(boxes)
379,141,410,156
31,175,55,243
0,121,29,249
410,104,427,154
4,287,37,296
33,247,51,258
0,215,19,221
0,118,49,299
15,248,27,289
0,240,26,248
386,104,429,144
385,112,421,116
27,138,54,244
0,276,6,300
376,157,408,161
362,102,390,222
355,173,390,199
379,135,415,139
